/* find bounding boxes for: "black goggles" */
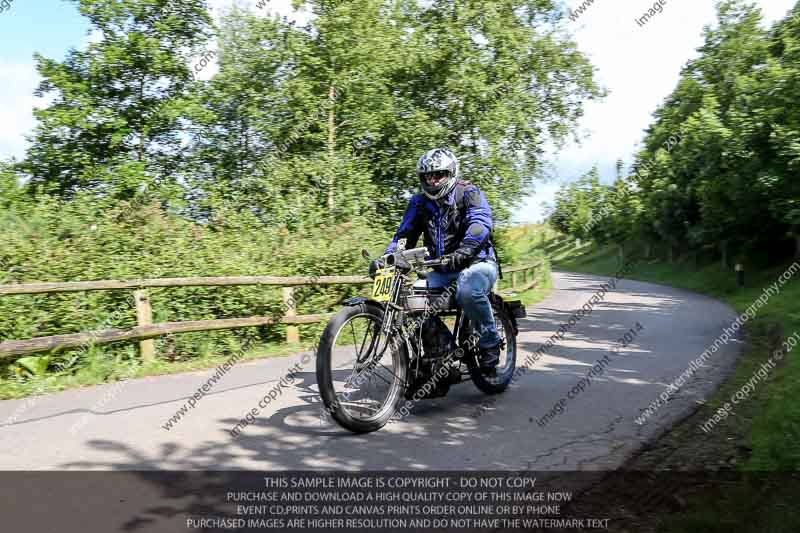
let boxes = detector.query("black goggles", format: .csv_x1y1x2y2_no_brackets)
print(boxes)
421,170,451,181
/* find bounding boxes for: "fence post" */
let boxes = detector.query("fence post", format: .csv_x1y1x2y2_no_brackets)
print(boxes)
283,286,300,344
511,271,518,290
134,289,156,362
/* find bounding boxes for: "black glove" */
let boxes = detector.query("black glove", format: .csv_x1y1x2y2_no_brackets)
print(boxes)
442,249,473,273
368,258,384,279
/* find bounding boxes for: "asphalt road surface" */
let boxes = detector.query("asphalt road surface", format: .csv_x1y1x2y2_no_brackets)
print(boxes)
0,271,742,471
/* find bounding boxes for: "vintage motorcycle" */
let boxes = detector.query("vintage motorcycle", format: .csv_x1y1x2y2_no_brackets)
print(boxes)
316,246,526,433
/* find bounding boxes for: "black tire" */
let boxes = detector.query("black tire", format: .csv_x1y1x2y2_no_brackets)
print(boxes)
316,302,408,433
464,301,517,395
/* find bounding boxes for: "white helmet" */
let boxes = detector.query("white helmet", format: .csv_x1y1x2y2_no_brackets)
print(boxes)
416,148,459,200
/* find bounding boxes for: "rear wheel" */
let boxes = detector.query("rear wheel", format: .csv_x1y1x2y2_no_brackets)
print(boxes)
316,302,408,433
463,301,516,395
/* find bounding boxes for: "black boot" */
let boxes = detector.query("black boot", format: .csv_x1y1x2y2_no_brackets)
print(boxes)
479,344,501,374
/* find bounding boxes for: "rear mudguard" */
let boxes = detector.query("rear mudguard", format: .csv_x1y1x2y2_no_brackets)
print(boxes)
490,293,524,336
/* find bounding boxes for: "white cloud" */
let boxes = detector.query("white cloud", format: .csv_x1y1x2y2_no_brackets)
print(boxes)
514,180,561,224
0,63,43,161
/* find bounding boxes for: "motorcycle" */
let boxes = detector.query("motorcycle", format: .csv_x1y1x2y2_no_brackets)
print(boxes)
316,246,526,433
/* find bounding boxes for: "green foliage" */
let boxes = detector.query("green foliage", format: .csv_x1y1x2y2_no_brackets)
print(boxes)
496,222,559,265
15,356,51,377
0,188,388,377
548,166,608,241
1,0,601,391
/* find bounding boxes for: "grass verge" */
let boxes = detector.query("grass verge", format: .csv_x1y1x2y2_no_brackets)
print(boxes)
0,340,316,401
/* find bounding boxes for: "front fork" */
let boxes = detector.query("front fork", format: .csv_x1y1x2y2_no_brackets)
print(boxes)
367,271,472,384
353,270,411,379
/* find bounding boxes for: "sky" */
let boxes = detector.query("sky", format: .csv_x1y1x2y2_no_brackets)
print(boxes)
0,0,797,223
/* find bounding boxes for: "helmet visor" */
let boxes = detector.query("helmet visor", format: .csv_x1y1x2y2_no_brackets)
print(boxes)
420,170,451,188
419,170,455,199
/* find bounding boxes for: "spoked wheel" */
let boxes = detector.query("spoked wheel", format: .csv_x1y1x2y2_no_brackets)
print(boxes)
463,301,517,395
316,302,408,433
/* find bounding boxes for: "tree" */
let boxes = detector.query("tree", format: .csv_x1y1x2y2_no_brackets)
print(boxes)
23,0,213,200
548,166,602,241
631,0,774,262
753,3,800,257
186,0,602,231
399,0,604,224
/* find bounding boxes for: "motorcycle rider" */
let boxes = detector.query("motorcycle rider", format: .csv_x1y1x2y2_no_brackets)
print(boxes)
370,148,503,371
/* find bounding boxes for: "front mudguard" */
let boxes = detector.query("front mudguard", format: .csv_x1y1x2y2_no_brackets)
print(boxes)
343,296,386,313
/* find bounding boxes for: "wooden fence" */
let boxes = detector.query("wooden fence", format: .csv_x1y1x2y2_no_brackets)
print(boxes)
0,262,543,360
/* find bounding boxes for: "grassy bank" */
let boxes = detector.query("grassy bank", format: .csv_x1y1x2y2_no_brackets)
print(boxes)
0,339,319,401
550,237,800,532
496,223,555,306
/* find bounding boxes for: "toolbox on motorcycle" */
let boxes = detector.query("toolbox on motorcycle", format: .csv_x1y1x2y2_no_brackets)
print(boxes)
506,300,526,318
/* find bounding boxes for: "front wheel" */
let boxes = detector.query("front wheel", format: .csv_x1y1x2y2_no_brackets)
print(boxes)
464,302,517,395
316,302,408,433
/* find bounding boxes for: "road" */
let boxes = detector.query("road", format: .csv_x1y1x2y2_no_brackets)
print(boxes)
0,271,742,471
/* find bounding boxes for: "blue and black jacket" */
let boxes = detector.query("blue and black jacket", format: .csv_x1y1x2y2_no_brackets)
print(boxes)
384,180,497,269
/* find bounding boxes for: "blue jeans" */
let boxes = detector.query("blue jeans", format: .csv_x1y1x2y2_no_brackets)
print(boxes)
427,261,502,349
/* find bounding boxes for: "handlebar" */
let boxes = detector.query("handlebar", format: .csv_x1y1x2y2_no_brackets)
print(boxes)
383,250,450,270
421,257,449,268
378,248,450,270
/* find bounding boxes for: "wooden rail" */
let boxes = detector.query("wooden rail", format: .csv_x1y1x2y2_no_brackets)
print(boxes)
0,261,543,360
501,261,543,294
0,275,369,296
0,314,335,358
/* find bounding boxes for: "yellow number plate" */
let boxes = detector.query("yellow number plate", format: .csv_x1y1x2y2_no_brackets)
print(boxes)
371,268,396,302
